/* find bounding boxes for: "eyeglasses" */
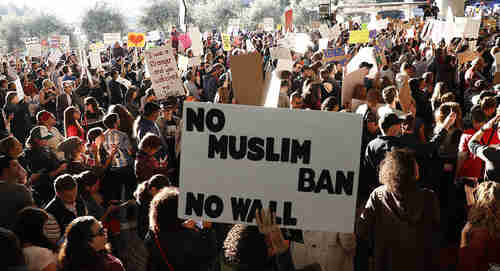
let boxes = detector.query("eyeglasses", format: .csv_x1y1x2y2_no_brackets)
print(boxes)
91,225,106,238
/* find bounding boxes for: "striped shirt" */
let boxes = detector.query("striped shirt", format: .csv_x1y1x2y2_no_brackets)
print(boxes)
103,129,133,168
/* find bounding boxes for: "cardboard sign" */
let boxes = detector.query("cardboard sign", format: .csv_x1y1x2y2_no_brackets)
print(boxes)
341,69,367,108
147,31,161,41
311,21,321,29
188,56,201,67
270,47,292,60
145,45,185,98
323,48,347,66
104,33,121,45
222,34,232,52
349,30,369,44
128,32,146,48
494,72,500,84
319,39,328,51
230,53,271,106
27,44,42,57
458,50,479,64
49,36,60,48
276,59,294,72
90,51,102,68
179,102,362,232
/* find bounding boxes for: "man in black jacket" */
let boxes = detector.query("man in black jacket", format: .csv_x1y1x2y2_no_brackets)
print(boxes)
45,174,87,237
109,70,126,105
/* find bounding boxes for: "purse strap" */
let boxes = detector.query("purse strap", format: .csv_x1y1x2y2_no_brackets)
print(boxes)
153,232,175,271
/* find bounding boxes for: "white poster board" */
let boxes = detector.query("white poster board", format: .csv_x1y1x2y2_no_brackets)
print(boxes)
147,31,161,41
90,51,102,68
103,33,121,45
27,44,42,57
276,59,294,72
263,18,274,32
270,47,292,60
48,50,63,64
24,37,39,45
145,44,185,98
179,102,362,232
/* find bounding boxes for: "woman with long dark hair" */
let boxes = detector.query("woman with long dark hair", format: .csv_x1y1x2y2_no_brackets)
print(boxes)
125,87,140,117
64,106,85,141
0,227,27,271
59,216,125,271
13,207,58,271
133,174,170,240
83,97,105,127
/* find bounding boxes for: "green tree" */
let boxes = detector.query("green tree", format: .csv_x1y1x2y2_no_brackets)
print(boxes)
191,0,244,32
140,0,178,34
24,14,73,39
246,0,283,29
81,2,127,42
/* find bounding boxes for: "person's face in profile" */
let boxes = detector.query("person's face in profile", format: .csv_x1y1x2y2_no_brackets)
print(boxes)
291,96,304,109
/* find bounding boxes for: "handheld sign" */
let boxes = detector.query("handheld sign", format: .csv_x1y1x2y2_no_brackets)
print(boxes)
222,34,232,52
128,32,146,48
179,102,362,232
145,44,185,99
349,30,370,44
103,33,121,45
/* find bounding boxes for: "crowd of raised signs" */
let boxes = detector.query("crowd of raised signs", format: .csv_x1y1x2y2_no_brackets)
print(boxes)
1,8,500,271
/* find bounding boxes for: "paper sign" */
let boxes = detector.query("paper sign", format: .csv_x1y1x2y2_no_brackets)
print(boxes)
349,30,370,44
104,33,121,45
464,18,481,39
145,45,185,98
48,50,63,64
14,76,24,101
179,102,362,232
319,39,328,51
27,44,42,57
49,36,60,48
323,48,347,66
90,51,102,68
222,34,232,52
263,17,274,32
60,35,70,49
128,32,146,48
147,31,161,41
458,50,479,64
178,54,188,71
347,47,378,77
188,57,201,67
276,59,294,72
270,47,292,60
189,27,203,56
311,21,321,29
24,37,39,45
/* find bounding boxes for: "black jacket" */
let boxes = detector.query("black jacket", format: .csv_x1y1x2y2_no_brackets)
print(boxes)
109,80,125,105
145,228,217,271
44,196,87,235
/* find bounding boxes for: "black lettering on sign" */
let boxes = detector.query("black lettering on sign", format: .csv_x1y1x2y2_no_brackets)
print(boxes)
247,137,265,161
298,168,315,192
246,199,263,223
208,135,228,159
186,108,204,132
283,202,297,226
229,136,247,159
231,197,252,221
336,171,354,195
204,195,224,218
281,138,291,162
206,109,225,132
291,140,311,164
185,192,204,216
297,168,355,195
268,201,282,224
265,138,280,161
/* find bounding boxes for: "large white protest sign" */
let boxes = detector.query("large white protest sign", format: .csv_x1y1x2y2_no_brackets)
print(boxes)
90,51,102,68
147,31,161,41
347,47,378,77
179,102,362,232
24,37,39,45
48,50,63,64
60,35,70,49
27,44,42,57
103,33,121,45
462,18,481,39
145,45,185,99
276,59,294,72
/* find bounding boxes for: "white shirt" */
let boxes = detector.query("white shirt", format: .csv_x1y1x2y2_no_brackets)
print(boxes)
23,246,57,271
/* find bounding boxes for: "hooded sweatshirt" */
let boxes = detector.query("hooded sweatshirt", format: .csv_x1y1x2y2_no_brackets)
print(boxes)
357,185,441,271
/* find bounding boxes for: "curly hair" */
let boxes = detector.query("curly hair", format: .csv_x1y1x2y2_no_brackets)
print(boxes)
149,187,182,233
379,148,418,196
435,102,463,129
468,182,500,239
223,224,268,269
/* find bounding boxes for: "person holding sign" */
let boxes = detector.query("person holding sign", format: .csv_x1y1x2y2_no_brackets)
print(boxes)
144,187,217,271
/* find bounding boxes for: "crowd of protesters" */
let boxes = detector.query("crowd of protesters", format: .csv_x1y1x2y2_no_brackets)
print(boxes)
1,8,500,271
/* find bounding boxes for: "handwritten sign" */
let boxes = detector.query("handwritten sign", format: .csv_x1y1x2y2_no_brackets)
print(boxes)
90,51,102,68
103,33,121,45
24,37,39,45
128,32,146,48
145,44,185,99
49,36,60,48
323,48,347,66
263,18,274,32
349,30,370,44
27,44,42,57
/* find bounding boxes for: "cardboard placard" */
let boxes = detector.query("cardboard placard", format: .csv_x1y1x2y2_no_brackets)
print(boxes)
264,17,274,32
178,54,189,71
145,45,185,99
24,37,39,45
230,53,270,106
103,33,121,45
323,48,347,66
349,30,370,44
276,59,294,72
90,51,102,68
179,102,362,232
270,47,292,60
494,72,500,85
27,44,42,57
189,27,203,56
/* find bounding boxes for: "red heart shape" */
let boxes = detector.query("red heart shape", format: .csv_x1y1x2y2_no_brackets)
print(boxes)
129,34,144,45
